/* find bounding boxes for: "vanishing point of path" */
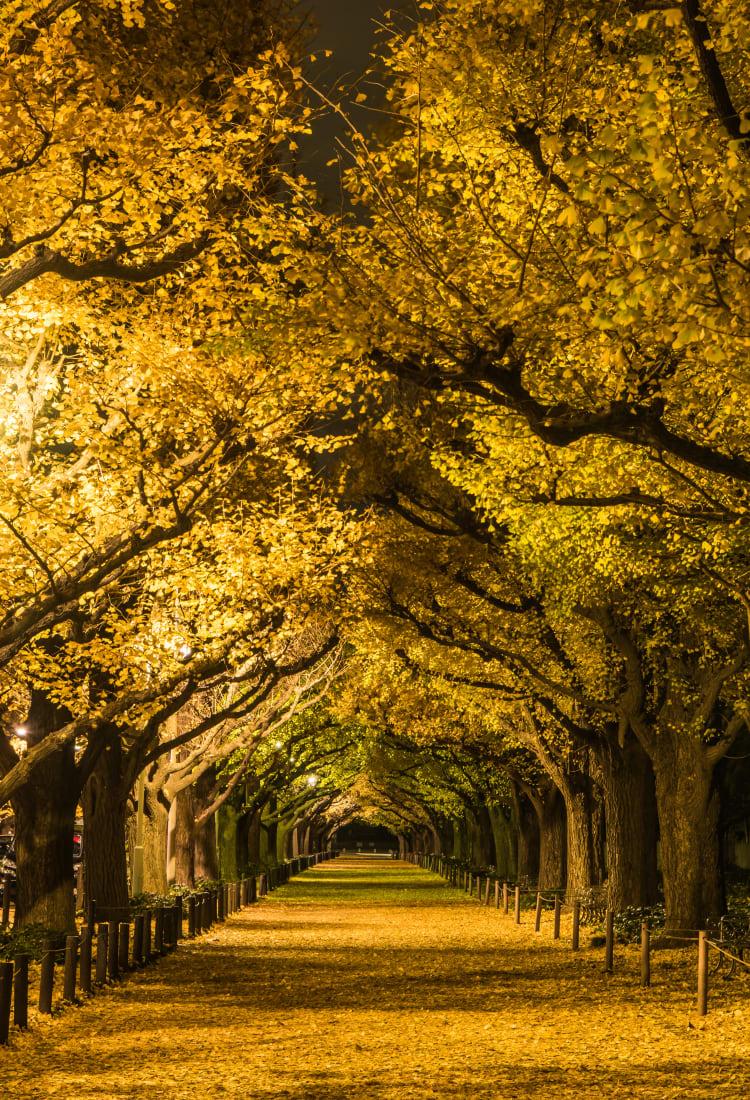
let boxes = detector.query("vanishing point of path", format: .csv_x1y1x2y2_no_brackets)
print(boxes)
3,858,750,1099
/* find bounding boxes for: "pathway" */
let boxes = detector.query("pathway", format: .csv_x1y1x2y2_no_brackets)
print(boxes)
2,858,750,1099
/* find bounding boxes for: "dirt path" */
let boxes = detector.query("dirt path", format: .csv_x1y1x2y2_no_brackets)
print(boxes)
2,858,749,1099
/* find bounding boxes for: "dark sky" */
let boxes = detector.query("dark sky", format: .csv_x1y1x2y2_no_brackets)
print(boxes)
295,0,403,203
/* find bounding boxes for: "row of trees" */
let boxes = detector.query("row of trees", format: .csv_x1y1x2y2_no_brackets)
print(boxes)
3,0,750,936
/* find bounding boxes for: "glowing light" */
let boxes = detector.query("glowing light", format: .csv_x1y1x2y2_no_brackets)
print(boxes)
15,726,27,738
306,774,318,787
274,740,283,749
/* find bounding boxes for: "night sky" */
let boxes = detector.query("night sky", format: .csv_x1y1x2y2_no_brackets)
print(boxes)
297,0,402,202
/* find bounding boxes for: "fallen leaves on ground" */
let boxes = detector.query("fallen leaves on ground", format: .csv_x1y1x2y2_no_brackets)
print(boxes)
1,858,749,1099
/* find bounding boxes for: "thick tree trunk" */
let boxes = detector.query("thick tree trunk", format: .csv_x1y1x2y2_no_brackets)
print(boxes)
141,787,169,895
246,810,262,864
564,780,600,896
11,686,79,931
12,746,79,931
651,739,721,930
171,784,195,887
193,767,218,881
537,784,566,890
596,737,659,909
511,786,540,882
81,730,129,920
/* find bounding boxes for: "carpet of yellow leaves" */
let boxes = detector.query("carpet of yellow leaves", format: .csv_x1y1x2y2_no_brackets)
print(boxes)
1,858,749,1099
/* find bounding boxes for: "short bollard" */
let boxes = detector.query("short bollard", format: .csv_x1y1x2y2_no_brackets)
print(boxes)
218,886,225,921
514,886,521,924
495,880,500,909
79,928,92,993
605,909,614,972
641,922,650,987
534,892,543,932
187,895,196,937
63,935,78,1001
697,930,708,1016
175,895,184,939
107,921,119,979
553,895,561,940
484,878,491,906
259,874,267,897
250,876,257,903
144,911,152,961
0,961,13,1044
14,954,29,1028
96,924,108,984
133,914,145,964
503,882,509,915
572,901,580,951
154,908,164,955
118,922,130,970
39,939,56,1013
87,898,96,931
467,872,472,895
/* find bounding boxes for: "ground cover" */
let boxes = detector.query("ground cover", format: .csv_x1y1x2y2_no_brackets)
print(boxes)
1,858,749,1099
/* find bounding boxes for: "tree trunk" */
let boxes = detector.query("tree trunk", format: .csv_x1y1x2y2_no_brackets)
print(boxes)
596,737,659,909
141,787,169,895
81,729,129,920
12,746,79,931
511,786,540,882
537,783,566,890
171,784,195,887
651,738,721,930
11,687,79,931
193,767,218,881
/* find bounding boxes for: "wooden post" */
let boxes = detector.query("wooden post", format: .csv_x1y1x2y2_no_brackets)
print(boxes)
0,961,12,1045
218,885,225,921
476,876,481,901
495,880,500,909
484,878,491,906
514,886,521,924
553,895,561,940
187,896,196,937
467,872,472,895
250,876,257,903
605,909,614,972
39,939,56,1013
534,892,543,932
63,935,78,1001
14,953,29,1028
175,895,183,939
118,922,130,970
697,930,708,1016
79,928,92,993
154,908,164,955
641,923,650,987
107,921,119,979
259,873,267,897
96,924,108,984
144,911,152,961
503,882,509,914
133,914,144,965
572,901,580,951
87,898,96,932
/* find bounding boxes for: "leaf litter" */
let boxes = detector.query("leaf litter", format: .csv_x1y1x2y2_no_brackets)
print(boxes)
1,858,749,1099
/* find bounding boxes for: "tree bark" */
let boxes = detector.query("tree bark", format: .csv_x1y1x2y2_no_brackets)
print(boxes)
141,786,169,895
511,784,540,882
595,736,659,909
81,728,129,920
651,736,722,931
193,767,218,880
